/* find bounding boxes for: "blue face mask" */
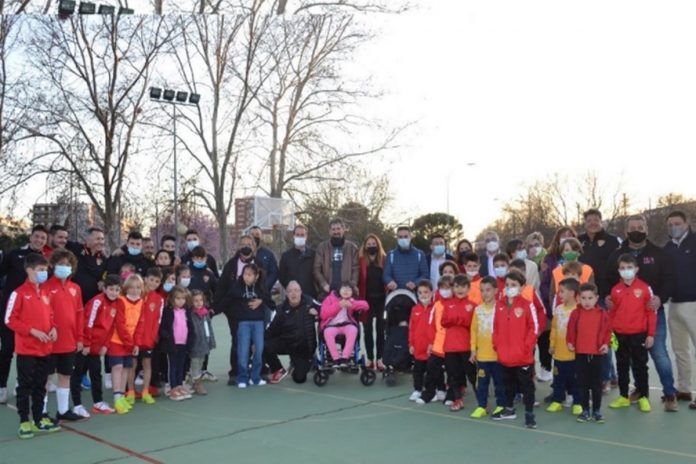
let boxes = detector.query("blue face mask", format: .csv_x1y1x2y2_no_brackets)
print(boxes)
36,270,48,284
193,261,206,269
433,245,446,256
54,265,72,279
187,240,199,252
128,247,142,256
163,282,174,293
398,238,411,249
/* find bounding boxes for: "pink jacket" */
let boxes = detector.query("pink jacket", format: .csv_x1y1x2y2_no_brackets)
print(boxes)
319,292,369,331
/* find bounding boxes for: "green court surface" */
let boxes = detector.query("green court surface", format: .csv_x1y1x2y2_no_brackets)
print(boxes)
1,317,696,464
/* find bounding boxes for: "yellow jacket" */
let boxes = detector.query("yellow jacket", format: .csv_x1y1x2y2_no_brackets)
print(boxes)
470,302,496,362
550,303,576,361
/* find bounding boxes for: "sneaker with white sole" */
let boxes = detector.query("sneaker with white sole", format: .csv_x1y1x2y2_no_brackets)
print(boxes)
104,373,113,390
435,390,447,402
253,379,267,387
73,405,91,418
563,395,573,408
444,400,453,406
409,391,421,402
202,371,218,382
0,387,7,404
91,402,115,414
415,397,427,405
238,382,248,389
536,368,553,382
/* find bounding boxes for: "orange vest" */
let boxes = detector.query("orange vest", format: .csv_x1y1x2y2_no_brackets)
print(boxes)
111,297,143,346
468,279,482,306
552,264,593,293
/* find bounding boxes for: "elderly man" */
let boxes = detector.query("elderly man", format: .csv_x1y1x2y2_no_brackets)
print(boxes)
479,230,502,278
279,225,317,298
263,281,319,384
313,218,359,299
607,215,678,412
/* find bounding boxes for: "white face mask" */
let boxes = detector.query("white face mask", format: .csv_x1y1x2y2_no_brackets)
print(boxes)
505,287,520,298
619,268,636,281
294,236,307,248
494,266,508,278
439,289,452,299
486,241,499,253
466,270,479,278
419,297,431,305
515,250,528,261
532,245,543,257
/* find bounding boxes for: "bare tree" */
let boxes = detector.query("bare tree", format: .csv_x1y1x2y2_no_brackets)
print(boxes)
13,15,174,248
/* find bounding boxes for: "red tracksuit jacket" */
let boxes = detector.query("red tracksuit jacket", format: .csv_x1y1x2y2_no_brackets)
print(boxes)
609,278,656,336
83,294,119,355
492,296,537,367
409,302,433,361
5,281,55,357
135,291,164,349
566,306,612,355
441,296,476,353
44,276,84,354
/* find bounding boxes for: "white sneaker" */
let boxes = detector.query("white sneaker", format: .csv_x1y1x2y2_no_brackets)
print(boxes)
0,387,7,404
536,368,553,382
415,397,427,405
73,405,91,418
134,372,144,386
253,380,267,387
164,383,171,395
92,402,115,414
435,390,447,402
202,371,218,382
563,395,573,408
409,391,422,402
237,382,248,389
444,400,453,406
104,373,113,390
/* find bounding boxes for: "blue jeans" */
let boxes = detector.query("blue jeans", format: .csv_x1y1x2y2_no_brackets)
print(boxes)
475,361,505,409
650,308,677,397
552,359,579,403
237,321,264,384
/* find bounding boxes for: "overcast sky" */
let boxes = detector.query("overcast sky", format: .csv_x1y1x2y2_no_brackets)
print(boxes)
10,0,696,240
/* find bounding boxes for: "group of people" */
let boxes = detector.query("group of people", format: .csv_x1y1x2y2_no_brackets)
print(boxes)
0,207,695,438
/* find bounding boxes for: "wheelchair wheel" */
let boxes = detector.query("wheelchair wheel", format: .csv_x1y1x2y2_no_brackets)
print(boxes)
360,369,377,386
385,372,397,387
313,370,329,387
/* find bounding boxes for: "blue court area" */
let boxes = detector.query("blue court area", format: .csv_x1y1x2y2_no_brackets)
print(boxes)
1,317,695,464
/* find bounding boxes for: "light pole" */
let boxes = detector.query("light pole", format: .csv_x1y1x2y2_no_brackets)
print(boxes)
149,87,200,253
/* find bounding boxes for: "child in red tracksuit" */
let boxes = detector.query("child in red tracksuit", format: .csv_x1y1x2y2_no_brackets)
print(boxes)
71,274,122,416
408,280,434,402
608,254,656,413
441,275,476,412
492,271,538,429
45,249,84,423
137,267,164,404
5,253,61,439
567,283,611,423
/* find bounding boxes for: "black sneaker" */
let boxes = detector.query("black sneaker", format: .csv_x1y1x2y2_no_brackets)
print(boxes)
525,412,537,429
57,410,83,422
492,407,517,421
576,411,591,423
592,412,605,424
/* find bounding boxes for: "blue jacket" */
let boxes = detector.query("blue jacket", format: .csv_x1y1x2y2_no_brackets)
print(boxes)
663,229,696,303
255,246,279,292
383,246,429,289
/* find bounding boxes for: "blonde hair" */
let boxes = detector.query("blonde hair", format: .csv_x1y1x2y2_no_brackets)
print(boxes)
122,274,145,298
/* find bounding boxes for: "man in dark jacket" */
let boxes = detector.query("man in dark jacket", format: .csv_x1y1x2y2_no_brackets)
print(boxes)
313,219,359,299
250,226,279,293
425,233,454,288
0,225,49,403
663,210,696,405
67,227,108,304
279,225,317,298
105,231,153,276
263,281,319,384
606,214,678,411
182,229,219,278
578,209,621,300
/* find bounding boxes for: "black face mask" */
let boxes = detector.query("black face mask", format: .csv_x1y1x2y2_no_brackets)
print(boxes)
240,246,253,257
330,236,345,247
628,231,647,244
366,246,378,256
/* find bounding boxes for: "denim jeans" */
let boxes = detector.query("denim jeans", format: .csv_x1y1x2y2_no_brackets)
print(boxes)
650,308,677,397
237,321,265,384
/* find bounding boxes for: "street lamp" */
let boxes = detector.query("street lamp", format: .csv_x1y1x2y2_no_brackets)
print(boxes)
149,87,201,254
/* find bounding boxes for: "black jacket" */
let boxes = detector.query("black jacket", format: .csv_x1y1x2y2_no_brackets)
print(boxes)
158,306,196,354
278,247,317,298
105,248,153,277
663,229,696,303
67,241,107,303
578,230,621,298
189,266,218,305
182,252,219,279
226,279,273,321
213,253,266,314
606,240,675,305
266,295,318,354
0,245,45,315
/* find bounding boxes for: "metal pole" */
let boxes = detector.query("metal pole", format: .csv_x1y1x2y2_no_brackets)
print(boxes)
173,103,179,255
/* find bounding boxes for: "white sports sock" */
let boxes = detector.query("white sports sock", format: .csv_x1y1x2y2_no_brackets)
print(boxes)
57,387,70,414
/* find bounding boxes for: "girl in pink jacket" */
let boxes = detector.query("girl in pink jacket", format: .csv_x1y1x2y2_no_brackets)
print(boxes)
320,282,369,365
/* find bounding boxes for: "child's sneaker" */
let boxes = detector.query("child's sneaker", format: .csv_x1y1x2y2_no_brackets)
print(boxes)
270,369,288,384
536,368,553,382
638,397,651,413
141,392,156,404
57,410,84,423
237,382,248,389
33,416,61,433
492,407,516,420
104,373,112,390
525,412,537,429
449,399,464,412
149,386,161,398
408,391,421,402
72,405,91,419
492,406,504,416
571,404,583,416
164,383,171,395
169,390,185,402
576,411,591,423
415,397,427,405
563,395,573,408
609,396,631,409
444,400,453,406
114,398,130,414
470,407,487,419
202,371,218,382
592,412,605,423
546,402,563,413
81,374,91,390
125,390,136,405
18,421,34,439
253,379,267,387
91,402,115,414
435,390,447,402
